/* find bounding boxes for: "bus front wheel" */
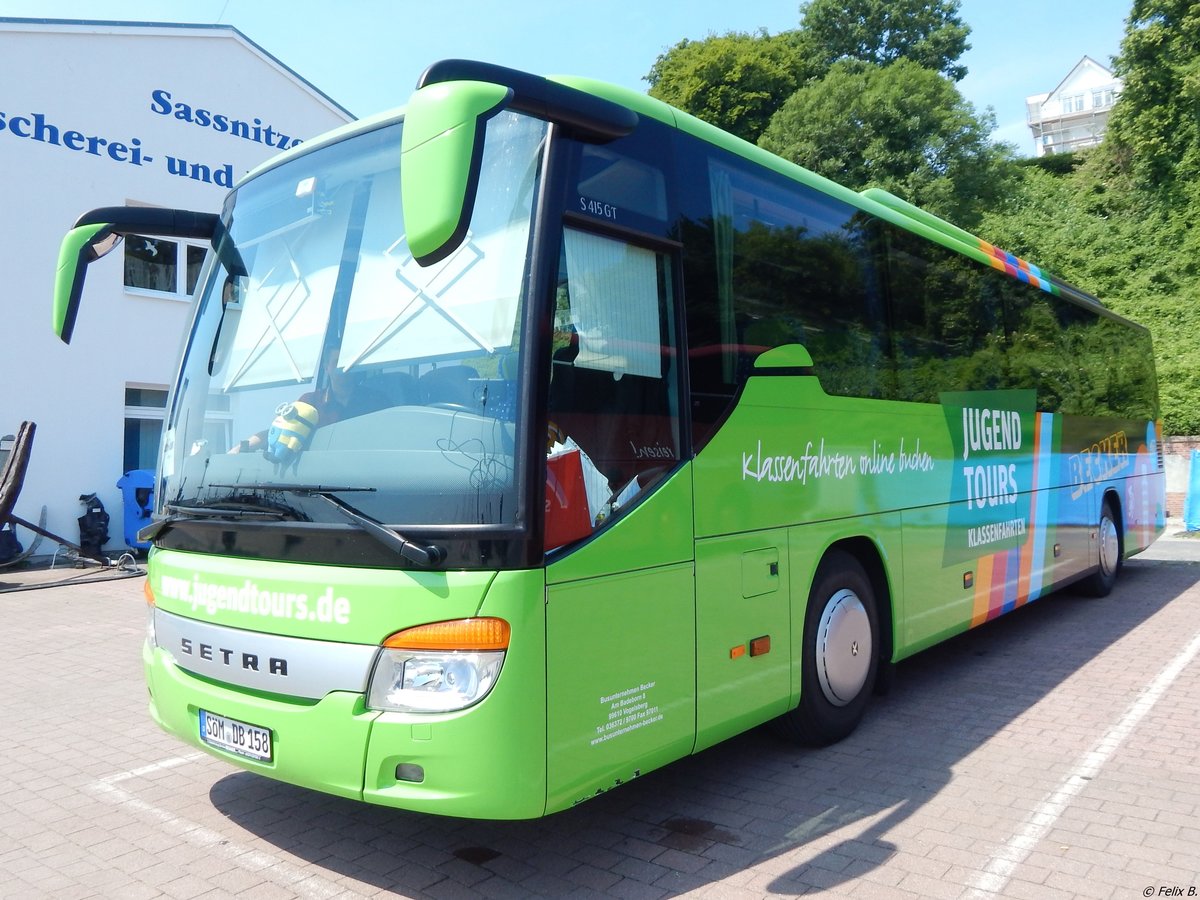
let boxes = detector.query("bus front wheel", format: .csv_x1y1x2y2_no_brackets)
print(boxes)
778,550,879,746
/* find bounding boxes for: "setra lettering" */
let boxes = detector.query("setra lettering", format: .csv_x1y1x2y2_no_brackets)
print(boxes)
178,637,288,676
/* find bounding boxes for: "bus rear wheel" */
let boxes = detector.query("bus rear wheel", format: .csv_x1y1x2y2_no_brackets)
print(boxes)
777,550,879,746
1082,497,1123,597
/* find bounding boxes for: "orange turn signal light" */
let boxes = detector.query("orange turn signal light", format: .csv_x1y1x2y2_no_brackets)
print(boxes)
383,617,510,651
144,580,156,605
749,636,771,657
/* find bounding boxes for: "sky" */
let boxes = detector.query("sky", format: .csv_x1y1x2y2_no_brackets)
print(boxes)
0,0,1133,155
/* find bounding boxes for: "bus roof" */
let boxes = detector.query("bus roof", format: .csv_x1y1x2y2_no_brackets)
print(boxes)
238,61,1124,323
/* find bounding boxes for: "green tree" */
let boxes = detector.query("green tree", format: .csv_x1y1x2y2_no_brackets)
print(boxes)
1100,0,1200,434
983,0,1200,435
758,59,1013,227
798,0,971,81
978,159,1200,434
1103,0,1200,200
645,30,810,143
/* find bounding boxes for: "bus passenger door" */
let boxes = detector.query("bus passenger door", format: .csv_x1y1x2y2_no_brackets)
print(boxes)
694,531,792,751
542,224,695,813
544,471,696,813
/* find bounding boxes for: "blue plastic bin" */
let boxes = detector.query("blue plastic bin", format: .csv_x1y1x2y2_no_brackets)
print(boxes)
117,469,155,550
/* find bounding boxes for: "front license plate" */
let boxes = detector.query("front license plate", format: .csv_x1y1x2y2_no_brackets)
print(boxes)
199,709,272,761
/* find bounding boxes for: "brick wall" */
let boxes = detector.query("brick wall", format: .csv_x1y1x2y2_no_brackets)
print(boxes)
1163,436,1199,519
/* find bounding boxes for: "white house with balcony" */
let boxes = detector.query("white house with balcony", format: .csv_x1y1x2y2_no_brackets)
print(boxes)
1026,56,1123,157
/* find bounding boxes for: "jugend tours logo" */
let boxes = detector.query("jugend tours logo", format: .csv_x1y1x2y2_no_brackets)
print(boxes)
961,406,1021,509
941,390,1036,565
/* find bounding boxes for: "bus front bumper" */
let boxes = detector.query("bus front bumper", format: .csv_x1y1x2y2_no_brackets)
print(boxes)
144,641,548,819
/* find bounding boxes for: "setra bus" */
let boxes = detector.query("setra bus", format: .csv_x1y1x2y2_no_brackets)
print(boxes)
53,60,1165,819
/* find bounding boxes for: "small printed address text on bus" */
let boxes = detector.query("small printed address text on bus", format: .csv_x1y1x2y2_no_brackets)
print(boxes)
591,681,662,746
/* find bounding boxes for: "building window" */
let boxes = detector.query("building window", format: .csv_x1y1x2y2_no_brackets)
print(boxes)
123,386,233,470
123,386,169,472
124,235,207,298
1092,88,1115,108
200,393,233,456
1062,94,1085,114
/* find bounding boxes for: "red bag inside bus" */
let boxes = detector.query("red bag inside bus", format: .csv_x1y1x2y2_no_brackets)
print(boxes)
544,448,592,550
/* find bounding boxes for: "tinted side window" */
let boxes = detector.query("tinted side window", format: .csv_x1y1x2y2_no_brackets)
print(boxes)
675,136,1157,430
683,151,888,447
885,224,1006,403
886,224,1158,419
1097,317,1158,420
566,124,674,240
1005,280,1158,419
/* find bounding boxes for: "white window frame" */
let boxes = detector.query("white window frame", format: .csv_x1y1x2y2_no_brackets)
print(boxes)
123,384,170,473
123,236,209,302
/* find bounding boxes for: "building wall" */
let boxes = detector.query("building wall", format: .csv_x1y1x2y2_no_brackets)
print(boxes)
1164,437,1200,521
0,20,352,557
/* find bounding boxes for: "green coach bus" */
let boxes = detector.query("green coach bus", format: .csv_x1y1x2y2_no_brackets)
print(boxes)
54,60,1164,819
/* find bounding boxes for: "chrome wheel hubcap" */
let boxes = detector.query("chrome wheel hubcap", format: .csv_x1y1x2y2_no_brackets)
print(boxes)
1098,516,1119,577
815,589,871,707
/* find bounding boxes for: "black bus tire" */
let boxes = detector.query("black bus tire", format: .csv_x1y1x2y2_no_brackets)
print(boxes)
776,549,879,746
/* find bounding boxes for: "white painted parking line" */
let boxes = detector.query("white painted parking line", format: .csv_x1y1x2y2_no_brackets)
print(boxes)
96,752,206,784
89,755,344,900
965,626,1200,898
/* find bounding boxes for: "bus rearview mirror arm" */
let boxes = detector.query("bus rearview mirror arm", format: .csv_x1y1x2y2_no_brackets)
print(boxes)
402,60,638,267
53,206,227,344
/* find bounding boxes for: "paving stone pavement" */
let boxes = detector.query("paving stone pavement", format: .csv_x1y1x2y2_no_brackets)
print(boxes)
1,531,1198,899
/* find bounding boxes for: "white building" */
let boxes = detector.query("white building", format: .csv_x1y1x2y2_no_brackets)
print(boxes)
0,18,353,559
1026,56,1123,157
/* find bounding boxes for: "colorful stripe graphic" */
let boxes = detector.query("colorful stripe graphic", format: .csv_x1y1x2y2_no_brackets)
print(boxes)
1028,412,1056,601
971,411,1057,626
1015,410,1040,607
971,555,994,627
978,240,1055,294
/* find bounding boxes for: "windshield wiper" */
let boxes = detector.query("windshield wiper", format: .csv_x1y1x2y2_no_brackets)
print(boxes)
138,497,296,543
166,503,289,518
210,482,447,567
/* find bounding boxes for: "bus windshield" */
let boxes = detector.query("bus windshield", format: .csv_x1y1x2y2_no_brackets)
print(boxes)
162,111,548,529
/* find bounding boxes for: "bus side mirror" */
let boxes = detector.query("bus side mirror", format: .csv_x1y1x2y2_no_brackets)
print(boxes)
52,207,220,344
400,80,512,267
53,224,121,344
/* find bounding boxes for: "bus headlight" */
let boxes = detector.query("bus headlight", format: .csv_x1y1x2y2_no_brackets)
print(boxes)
367,617,510,714
368,650,505,712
